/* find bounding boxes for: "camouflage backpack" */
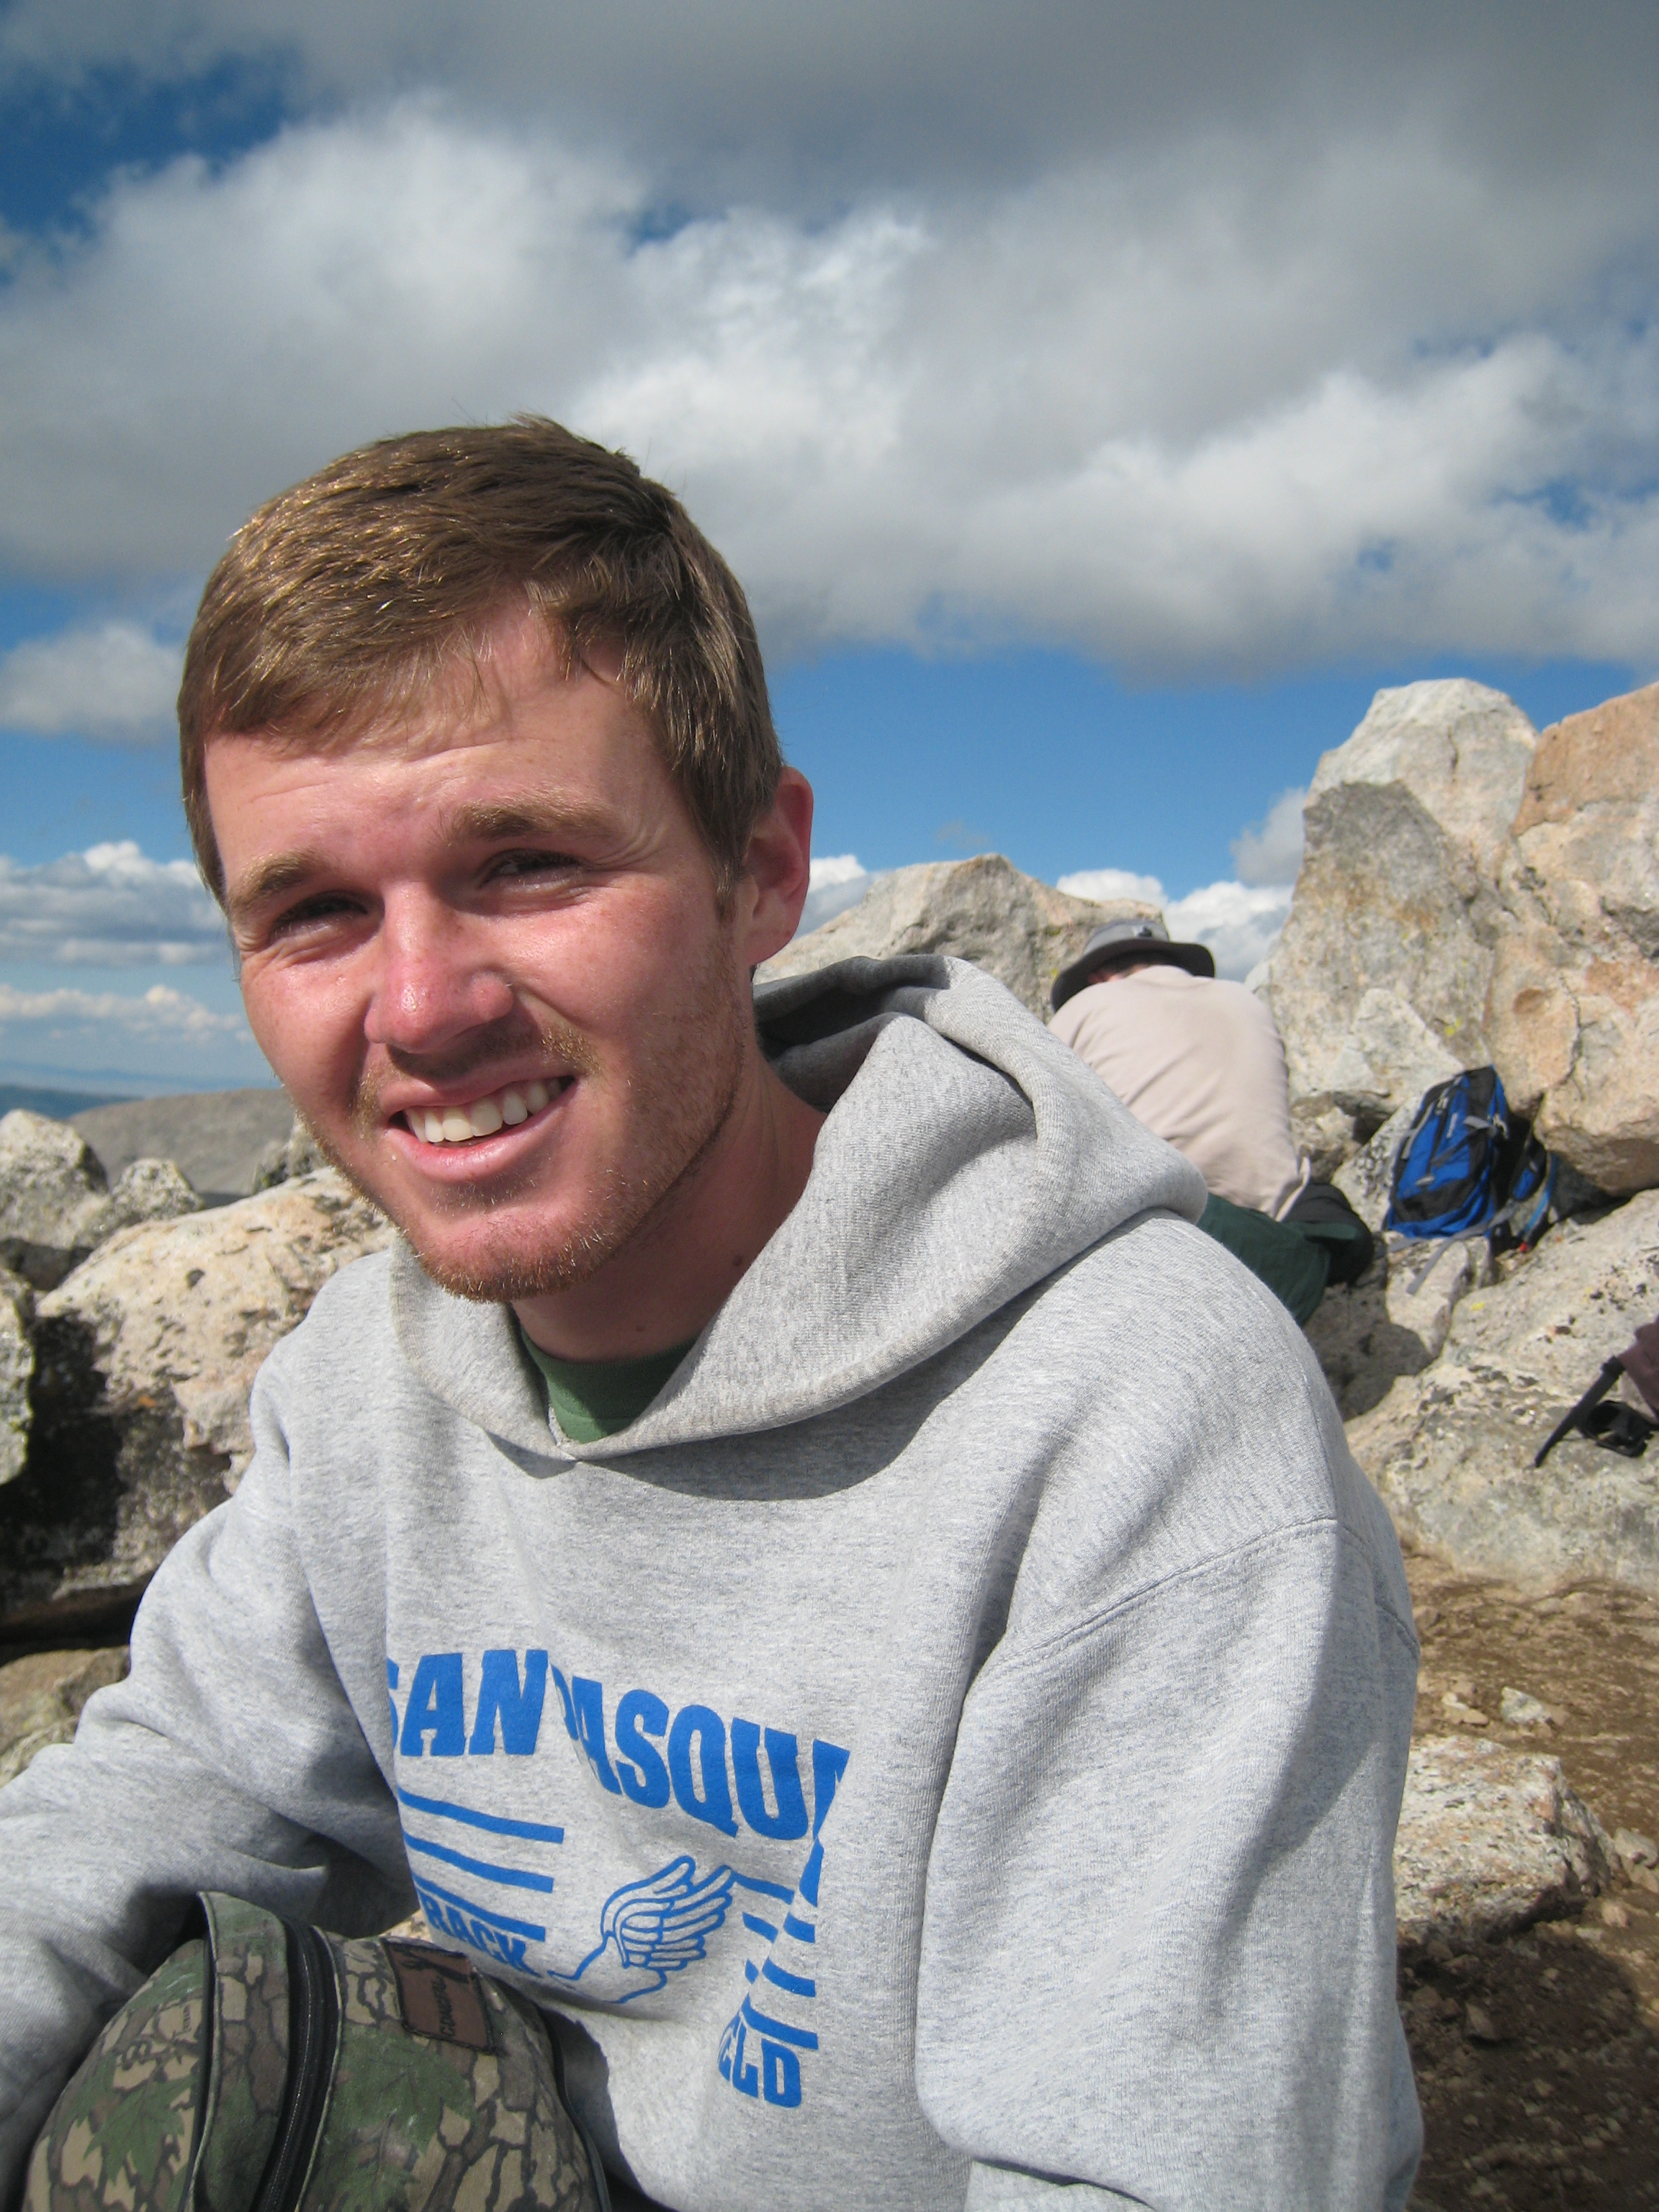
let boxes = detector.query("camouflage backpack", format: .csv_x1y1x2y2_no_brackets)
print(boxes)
25,1894,610,2212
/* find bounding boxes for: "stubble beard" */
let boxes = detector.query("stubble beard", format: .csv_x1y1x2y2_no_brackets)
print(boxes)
302,931,753,1305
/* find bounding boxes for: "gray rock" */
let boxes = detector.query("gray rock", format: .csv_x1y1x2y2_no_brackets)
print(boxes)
1612,1826,1658,1870
103,1157,203,1233
0,1267,31,1488
1348,1192,1659,1592
1332,1103,1416,1232
0,1646,128,1788
1267,679,1536,1164
252,1117,328,1192
0,1169,393,1638
1305,1236,1489,1420
1394,1734,1613,1947
0,1110,117,1289
757,854,1152,1021
73,1087,297,1204
0,1114,207,1292
1498,1688,1554,1728
1485,681,1659,1195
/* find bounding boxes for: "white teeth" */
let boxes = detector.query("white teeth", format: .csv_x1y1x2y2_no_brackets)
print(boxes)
408,1079,561,1144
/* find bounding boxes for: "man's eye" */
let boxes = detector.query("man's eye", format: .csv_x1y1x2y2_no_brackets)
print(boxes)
488,850,580,882
268,894,360,938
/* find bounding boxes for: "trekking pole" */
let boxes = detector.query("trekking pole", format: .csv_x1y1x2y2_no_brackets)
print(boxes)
1534,1357,1625,1467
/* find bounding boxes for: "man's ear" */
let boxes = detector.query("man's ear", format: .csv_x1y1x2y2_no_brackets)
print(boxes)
735,768,814,968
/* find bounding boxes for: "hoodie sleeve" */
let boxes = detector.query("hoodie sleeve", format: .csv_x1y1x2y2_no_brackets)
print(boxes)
0,1372,413,2204
913,1492,1421,2211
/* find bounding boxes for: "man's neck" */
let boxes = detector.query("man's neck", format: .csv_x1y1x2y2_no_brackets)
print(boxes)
512,1058,824,1364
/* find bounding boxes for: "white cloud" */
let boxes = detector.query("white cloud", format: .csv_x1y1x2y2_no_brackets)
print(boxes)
1061,806,1298,978
1163,881,1294,983
0,841,225,965
0,97,1655,673
0,620,182,738
1230,788,1306,886
1056,867,1165,907
0,980,246,1038
797,853,876,936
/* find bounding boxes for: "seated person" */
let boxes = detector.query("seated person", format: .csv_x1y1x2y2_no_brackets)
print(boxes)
1051,917,1370,1319
1048,915,1308,1218
0,426,1416,2211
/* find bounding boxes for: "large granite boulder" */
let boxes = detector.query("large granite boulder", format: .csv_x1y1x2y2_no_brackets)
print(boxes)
0,1169,392,1640
1485,682,1659,1195
1347,1192,1659,1593
1395,1735,1614,1947
1266,680,1537,1166
0,1111,202,1290
760,854,1149,1020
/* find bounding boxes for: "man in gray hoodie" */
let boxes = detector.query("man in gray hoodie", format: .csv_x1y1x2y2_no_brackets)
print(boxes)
0,421,1421,2211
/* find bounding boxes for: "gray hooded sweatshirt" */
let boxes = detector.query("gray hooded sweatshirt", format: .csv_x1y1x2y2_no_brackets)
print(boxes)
0,958,1421,2211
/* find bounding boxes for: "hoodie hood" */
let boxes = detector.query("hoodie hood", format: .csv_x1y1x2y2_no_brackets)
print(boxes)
390,955,1207,1457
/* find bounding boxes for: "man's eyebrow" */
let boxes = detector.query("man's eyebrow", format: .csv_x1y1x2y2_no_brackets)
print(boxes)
444,799,611,843
225,850,329,922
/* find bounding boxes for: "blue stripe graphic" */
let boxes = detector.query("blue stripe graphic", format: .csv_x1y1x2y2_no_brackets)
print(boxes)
741,1997,819,2051
783,1913,815,1943
732,1874,794,1903
742,1913,779,1941
762,1960,817,1998
413,1879,547,1942
397,1786,565,1845
403,1830,554,1892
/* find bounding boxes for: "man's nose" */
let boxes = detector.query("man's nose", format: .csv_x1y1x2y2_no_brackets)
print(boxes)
363,898,516,1053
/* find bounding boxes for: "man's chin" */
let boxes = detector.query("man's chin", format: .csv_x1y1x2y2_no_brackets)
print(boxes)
294,1118,624,1304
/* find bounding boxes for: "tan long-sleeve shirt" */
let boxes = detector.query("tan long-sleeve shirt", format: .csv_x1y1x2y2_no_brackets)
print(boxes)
1049,965,1309,1218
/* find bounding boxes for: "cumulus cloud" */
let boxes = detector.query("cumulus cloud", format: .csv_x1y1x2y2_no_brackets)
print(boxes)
1230,788,1306,886
1054,867,1164,908
1163,881,1294,983
0,90,1655,674
0,841,225,965
1061,842,1295,982
0,980,246,1038
0,621,182,738
797,853,876,936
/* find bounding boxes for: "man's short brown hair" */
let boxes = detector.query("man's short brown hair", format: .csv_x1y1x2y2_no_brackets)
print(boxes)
179,418,782,899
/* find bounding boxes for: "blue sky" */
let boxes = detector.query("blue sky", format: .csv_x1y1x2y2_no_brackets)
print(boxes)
0,4,1654,1093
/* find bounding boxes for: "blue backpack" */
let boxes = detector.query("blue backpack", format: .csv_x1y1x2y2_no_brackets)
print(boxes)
1385,1067,1555,1246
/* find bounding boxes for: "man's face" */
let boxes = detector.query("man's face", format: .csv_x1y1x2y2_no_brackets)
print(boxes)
207,619,766,1303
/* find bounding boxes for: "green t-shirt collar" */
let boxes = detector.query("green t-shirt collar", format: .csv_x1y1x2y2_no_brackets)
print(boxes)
518,1326,694,1443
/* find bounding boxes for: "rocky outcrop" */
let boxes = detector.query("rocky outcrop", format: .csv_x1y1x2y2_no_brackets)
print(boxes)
1346,1192,1659,1593
1305,1236,1493,1422
0,1646,128,1789
0,1267,31,1485
1266,680,1536,1167
1395,1735,1614,1947
1485,683,1659,1195
0,1169,392,1640
758,854,1146,1020
0,1111,202,1290
1269,676,1659,1202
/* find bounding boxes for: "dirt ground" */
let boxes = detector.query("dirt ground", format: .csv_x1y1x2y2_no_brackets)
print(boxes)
1402,1548,1659,2208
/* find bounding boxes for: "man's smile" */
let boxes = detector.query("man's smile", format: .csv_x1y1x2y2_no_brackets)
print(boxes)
392,1074,574,1146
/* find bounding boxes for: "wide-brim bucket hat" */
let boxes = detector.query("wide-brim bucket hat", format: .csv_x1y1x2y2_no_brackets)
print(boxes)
1051,915,1216,1012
